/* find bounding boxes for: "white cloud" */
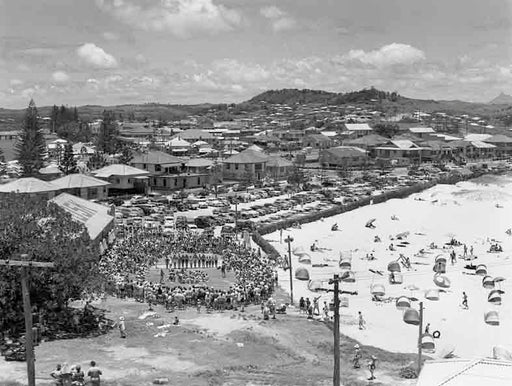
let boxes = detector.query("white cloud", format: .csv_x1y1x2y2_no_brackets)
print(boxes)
10,79,23,86
77,43,118,68
51,71,70,83
212,59,270,83
96,0,242,38
102,31,119,41
346,43,426,67
260,5,296,32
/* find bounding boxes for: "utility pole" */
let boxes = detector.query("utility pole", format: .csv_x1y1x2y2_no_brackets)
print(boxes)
418,301,424,376
329,274,342,386
0,256,55,386
284,235,294,305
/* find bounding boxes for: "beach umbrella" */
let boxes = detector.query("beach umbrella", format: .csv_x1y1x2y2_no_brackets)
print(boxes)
298,255,311,264
295,268,310,281
370,284,385,297
433,274,451,288
396,296,411,310
307,280,325,292
425,289,440,301
484,310,500,326
339,260,352,270
403,308,420,325
365,218,376,227
421,333,436,351
387,261,401,273
476,264,487,276
435,255,447,264
482,276,495,289
292,247,308,257
341,270,356,283
488,290,502,305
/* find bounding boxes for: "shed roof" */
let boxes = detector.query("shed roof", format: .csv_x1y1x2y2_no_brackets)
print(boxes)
131,150,183,165
52,174,111,189
223,149,269,164
92,164,150,178
324,146,368,158
0,177,59,193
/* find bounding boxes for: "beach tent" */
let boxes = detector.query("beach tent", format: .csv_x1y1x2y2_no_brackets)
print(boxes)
421,333,436,351
482,276,495,289
298,256,311,264
396,296,411,310
425,289,440,301
387,261,401,272
485,311,500,326
308,280,324,292
433,260,446,274
403,308,420,325
488,290,502,305
365,218,376,228
295,268,310,281
435,256,447,264
292,247,309,257
433,274,451,288
370,284,385,297
494,276,506,290
341,270,356,283
339,260,352,270
476,264,487,276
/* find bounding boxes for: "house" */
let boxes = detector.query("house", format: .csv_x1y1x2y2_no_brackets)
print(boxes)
51,173,111,200
319,146,368,168
92,164,150,194
0,177,59,199
470,141,496,159
483,134,512,156
266,156,294,180
418,140,453,161
150,173,210,191
344,123,373,138
174,129,216,145
302,134,333,149
130,150,183,174
0,130,19,161
51,193,115,247
223,149,269,181
374,140,423,161
166,137,191,156
408,127,436,139
343,134,388,153
185,158,214,174
417,358,512,386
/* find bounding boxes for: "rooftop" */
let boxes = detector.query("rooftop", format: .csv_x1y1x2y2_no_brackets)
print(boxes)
223,149,269,164
131,150,183,165
52,174,111,189
0,177,59,193
92,164,150,178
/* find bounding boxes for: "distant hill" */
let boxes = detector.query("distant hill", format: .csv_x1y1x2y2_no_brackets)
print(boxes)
489,92,512,105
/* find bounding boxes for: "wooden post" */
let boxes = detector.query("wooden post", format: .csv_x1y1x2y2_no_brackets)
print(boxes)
329,274,341,386
0,258,55,386
418,301,423,376
285,236,294,305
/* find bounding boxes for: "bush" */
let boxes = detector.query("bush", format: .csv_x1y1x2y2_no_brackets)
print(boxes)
399,365,418,379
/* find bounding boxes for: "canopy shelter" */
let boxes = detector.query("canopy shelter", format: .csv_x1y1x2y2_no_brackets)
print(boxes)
403,308,420,325
307,280,325,292
298,255,311,264
421,333,436,351
341,270,356,283
425,289,440,301
476,264,487,276
370,284,385,297
396,296,411,310
389,272,403,284
433,259,446,274
339,260,352,270
485,310,500,326
482,276,495,289
434,274,451,288
295,268,310,281
488,290,502,305
387,261,401,272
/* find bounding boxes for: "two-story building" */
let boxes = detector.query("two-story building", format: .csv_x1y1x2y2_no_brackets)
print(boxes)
130,150,183,174
92,164,150,195
302,134,333,149
223,149,269,181
344,123,373,138
52,173,110,200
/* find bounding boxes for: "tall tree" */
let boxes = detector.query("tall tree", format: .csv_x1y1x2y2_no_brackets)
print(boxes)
73,107,79,122
0,194,104,334
87,150,108,170
96,110,120,154
118,145,133,165
59,143,78,175
15,99,46,176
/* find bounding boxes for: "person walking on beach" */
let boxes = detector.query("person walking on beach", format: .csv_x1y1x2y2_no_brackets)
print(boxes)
450,250,456,265
87,361,102,386
313,296,321,316
358,311,366,330
463,244,467,257
299,297,305,314
323,301,329,320
425,323,430,334
462,292,468,309
470,246,474,256
368,355,377,380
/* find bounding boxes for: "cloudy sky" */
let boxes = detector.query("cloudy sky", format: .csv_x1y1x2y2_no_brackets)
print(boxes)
1,0,512,108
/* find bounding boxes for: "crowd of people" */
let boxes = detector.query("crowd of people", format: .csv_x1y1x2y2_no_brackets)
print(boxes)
98,230,280,313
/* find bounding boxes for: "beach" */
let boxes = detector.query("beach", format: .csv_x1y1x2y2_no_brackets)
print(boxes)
267,173,512,359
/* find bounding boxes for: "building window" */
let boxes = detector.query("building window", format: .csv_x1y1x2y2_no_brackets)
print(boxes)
88,188,98,199
226,164,231,170
245,164,250,171
235,164,239,170
163,179,167,187
153,178,157,186
155,164,161,172
197,177,200,184
143,163,147,169
117,178,121,184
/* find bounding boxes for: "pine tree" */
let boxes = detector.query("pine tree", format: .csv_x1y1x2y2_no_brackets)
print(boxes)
73,107,79,122
59,143,77,175
15,99,46,176
87,150,108,170
96,110,119,154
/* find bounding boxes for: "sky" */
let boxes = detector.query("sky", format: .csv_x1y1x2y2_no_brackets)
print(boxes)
1,0,512,108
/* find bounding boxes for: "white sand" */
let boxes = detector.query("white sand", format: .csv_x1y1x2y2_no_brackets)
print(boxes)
268,173,512,358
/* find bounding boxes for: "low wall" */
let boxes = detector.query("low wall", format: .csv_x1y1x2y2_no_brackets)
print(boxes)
251,169,491,258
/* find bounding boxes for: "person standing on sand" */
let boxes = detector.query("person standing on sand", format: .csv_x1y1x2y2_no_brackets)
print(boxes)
87,361,102,386
368,355,377,380
462,292,468,309
118,316,126,338
353,344,362,369
313,296,321,315
425,323,430,334
358,311,366,330
463,244,467,256
470,246,474,256
323,301,329,319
